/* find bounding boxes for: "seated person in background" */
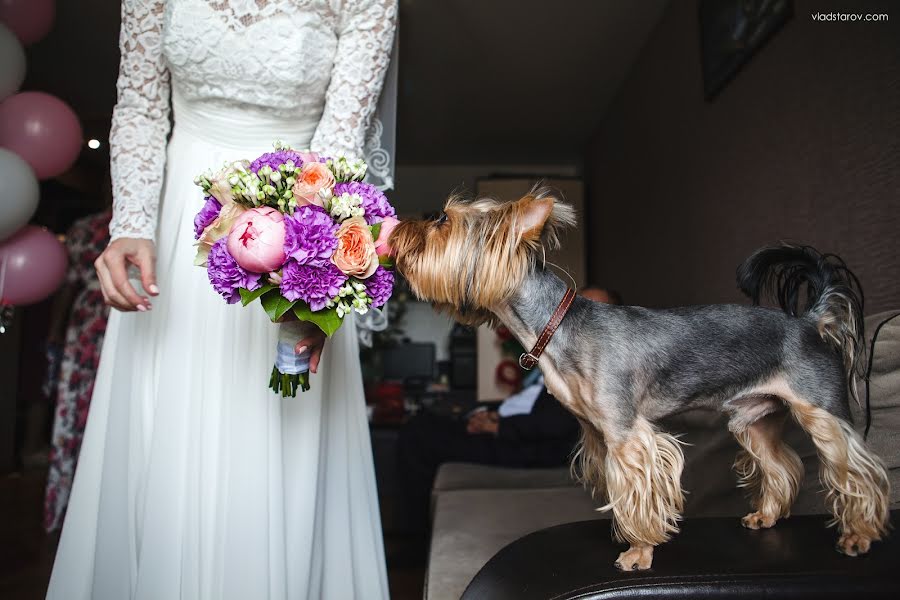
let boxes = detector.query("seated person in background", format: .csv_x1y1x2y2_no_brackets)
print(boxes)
398,287,621,532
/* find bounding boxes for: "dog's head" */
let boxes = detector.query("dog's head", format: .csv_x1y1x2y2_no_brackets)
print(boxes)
389,187,575,324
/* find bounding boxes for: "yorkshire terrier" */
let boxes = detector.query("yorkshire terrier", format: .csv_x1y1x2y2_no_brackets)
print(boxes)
389,188,890,571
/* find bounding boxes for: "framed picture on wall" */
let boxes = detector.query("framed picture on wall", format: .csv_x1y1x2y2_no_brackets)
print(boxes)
699,0,793,100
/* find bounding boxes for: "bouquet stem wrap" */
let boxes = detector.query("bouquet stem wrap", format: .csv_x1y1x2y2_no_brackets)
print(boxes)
270,320,316,397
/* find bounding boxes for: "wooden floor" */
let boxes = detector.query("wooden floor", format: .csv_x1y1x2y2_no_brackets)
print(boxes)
0,469,56,600
0,467,425,599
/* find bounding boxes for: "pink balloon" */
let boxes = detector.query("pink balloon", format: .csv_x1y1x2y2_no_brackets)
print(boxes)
0,225,67,305
0,0,54,46
0,91,82,179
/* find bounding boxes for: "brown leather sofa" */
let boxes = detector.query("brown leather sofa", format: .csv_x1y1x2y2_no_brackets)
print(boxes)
463,511,900,599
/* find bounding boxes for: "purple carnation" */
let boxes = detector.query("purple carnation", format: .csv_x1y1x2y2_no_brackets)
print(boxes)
249,150,306,174
280,260,347,311
364,267,394,309
207,238,261,304
283,206,339,267
194,196,221,239
333,182,396,225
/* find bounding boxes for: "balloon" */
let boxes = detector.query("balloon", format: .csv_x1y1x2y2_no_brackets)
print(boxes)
0,92,82,179
0,225,67,305
0,147,38,240
0,23,25,101
0,0,54,46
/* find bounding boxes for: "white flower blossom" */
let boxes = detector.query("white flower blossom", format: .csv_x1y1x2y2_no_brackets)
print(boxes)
327,156,367,182
329,192,364,221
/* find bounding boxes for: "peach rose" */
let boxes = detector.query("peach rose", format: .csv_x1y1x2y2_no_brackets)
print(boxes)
332,217,378,279
194,202,248,266
374,216,400,257
292,162,335,208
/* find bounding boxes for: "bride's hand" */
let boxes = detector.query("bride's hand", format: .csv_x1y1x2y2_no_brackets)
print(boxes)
295,330,326,374
95,238,159,312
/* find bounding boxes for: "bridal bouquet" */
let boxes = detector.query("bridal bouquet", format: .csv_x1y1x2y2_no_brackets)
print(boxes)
193,143,398,397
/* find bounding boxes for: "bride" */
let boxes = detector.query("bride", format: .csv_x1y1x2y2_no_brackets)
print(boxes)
46,1,397,599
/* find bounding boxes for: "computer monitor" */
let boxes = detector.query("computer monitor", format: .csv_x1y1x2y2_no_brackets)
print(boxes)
382,342,436,386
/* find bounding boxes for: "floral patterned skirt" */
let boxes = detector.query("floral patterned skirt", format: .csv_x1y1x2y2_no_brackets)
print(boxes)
44,288,109,532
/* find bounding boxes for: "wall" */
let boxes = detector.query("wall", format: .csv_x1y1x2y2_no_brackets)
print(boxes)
389,164,579,217
401,302,456,362
586,0,900,313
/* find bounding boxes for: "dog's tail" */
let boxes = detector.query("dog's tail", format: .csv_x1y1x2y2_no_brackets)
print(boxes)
737,243,865,403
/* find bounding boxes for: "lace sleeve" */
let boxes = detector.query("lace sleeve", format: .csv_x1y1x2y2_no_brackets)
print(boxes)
108,0,172,242
310,0,398,158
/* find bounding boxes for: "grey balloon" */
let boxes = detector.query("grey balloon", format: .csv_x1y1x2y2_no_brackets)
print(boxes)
0,24,26,101
0,148,40,241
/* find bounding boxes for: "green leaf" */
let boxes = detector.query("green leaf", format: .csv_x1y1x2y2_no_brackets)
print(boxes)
260,290,296,322
370,222,382,240
292,302,344,337
239,284,276,307
378,256,394,268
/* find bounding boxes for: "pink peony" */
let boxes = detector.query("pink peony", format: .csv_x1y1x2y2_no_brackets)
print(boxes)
332,217,379,279
374,216,400,257
226,207,286,273
297,151,320,163
292,162,335,208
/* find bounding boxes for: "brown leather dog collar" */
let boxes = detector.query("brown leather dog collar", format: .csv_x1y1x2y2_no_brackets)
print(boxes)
519,287,577,370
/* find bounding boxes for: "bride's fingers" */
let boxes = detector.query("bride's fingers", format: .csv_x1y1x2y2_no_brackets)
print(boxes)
106,252,148,310
133,246,159,296
295,333,326,374
93,258,112,305
309,343,323,374
96,270,113,307
94,257,132,311
295,334,325,354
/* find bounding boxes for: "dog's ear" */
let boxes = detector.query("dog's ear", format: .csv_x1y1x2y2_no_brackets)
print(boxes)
514,196,554,241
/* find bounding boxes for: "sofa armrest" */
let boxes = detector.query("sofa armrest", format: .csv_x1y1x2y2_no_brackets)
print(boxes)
430,463,580,529
463,512,900,599
433,462,576,493
428,487,605,600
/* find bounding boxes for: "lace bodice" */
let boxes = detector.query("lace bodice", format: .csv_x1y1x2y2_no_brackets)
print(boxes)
109,0,397,241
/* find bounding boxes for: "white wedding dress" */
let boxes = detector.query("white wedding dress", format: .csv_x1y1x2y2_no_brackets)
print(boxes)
46,1,396,599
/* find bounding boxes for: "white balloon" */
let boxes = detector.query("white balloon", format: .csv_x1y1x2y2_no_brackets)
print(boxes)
0,148,40,241
0,24,26,101
0,23,25,101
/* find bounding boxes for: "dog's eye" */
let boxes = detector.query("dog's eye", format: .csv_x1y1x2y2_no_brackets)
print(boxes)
434,212,448,226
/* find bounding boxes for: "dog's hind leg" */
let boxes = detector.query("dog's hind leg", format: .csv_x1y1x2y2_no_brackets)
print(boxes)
732,410,804,530
786,396,890,556
601,417,685,571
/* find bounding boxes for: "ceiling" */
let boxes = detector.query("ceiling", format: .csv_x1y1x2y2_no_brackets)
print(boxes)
397,0,667,163
20,0,667,167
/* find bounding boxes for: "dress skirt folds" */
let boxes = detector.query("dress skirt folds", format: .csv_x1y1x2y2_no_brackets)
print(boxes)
46,96,389,600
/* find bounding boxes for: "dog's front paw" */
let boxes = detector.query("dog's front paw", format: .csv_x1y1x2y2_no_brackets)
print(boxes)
836,532,872,557
741,511,777,530
614,544,654,571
